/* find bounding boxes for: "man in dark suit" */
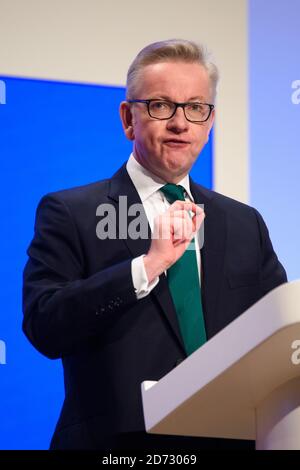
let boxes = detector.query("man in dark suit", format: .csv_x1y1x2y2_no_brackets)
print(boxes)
22,39,287,450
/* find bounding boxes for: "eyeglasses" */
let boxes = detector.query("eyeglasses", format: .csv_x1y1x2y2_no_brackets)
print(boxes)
127,99,214,123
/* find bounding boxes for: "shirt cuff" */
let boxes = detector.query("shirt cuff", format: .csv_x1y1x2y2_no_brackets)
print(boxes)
131,255,159,299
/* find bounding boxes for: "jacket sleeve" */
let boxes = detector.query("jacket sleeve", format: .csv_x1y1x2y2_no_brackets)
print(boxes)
254,208,288,294
22,194,138,359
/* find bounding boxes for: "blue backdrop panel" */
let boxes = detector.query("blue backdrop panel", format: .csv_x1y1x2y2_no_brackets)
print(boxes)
249,0,300,281
0,76,213,449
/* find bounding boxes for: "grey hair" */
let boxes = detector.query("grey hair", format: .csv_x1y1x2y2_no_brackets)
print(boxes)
126,39,219,102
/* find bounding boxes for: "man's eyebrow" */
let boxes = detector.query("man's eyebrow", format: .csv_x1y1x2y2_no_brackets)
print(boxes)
188,96,206,102
149,94,172,100
150,95,207,102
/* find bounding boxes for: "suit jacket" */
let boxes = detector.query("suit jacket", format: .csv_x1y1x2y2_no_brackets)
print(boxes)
22,163,287,449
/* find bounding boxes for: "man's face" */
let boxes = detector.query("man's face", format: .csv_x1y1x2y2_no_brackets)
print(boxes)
120,61,215,183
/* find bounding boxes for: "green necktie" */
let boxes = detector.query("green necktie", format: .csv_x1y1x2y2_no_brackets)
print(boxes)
160,183,207,355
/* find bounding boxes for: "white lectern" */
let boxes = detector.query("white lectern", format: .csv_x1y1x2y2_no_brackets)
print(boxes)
141,280,300,450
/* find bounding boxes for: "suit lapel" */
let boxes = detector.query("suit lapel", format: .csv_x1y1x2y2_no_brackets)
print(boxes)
108,163,186,354
108,163,151,258
189,178,227,339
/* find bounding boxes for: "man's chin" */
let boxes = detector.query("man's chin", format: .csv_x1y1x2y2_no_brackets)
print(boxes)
164,153,191,170
161,160,191,181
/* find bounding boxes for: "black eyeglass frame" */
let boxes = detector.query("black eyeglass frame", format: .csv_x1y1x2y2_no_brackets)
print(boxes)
127,99,215,123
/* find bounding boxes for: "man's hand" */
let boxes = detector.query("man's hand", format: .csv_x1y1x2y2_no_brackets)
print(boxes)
144,201,205,283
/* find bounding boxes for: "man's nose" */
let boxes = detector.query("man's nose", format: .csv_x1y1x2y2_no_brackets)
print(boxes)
166,106,189,132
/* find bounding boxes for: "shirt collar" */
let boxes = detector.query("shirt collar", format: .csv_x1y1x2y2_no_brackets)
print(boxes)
126,153,194,202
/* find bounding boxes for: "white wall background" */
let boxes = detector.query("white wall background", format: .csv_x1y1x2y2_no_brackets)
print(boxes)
0,0,249,203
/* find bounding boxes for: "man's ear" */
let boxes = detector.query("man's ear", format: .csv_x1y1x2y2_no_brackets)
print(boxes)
119,101,135,141
205,108,215,143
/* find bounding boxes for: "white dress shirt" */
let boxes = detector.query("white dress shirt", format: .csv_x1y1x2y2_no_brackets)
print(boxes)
126,153,202,299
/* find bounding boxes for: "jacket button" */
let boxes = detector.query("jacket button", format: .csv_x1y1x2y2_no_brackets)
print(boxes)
96,307,105,315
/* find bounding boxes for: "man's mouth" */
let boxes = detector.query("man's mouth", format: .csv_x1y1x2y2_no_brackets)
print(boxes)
163,139,190,147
